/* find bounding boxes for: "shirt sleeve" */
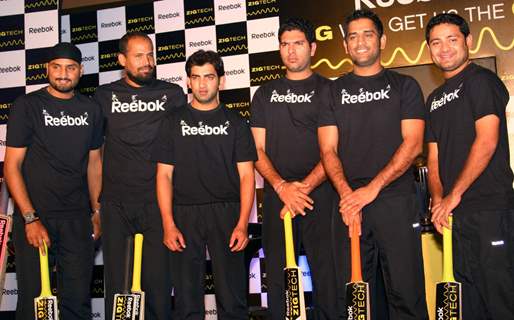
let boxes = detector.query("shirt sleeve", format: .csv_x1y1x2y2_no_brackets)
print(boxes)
318,81,338,127
6,96,33,147
90,102,105,150
468,72,509,121
249,87,266,128
151,114,175,165
400,76,426,120
235,117,258,163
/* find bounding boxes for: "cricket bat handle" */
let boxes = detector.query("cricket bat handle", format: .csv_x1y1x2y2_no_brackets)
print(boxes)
442,216,456,282
0,182,9,215
131,233,143,292
283,212,296,268
350,220,363,283
39,241,52,297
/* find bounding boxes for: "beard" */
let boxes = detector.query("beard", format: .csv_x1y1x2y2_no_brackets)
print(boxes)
48,77,76,93
126,66,155,86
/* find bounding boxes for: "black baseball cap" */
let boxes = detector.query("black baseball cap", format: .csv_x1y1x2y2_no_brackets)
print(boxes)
47,42,82,64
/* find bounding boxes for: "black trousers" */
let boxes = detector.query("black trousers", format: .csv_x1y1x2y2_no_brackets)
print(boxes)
13,210,94,320
101,201,172,320
452,207,514,320
334,192,428,320
262,182,340,320
171,202,247,320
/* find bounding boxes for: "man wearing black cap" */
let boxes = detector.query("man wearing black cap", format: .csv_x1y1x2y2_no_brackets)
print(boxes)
93,32,185,320
4,42,103,319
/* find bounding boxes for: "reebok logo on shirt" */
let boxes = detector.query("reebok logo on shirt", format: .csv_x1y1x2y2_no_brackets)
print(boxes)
43,109,89,127
341,85,391,104
180,120,230,136
430,83,462,112
270,89,315,103
111,93,167,113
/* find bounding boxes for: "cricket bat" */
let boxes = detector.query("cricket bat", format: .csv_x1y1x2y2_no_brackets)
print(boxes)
131,234,145,320
0,182,12,297
435,216,462,320
112,234,145,320
34,241,59,320
283,211,306,320
345,220,370,320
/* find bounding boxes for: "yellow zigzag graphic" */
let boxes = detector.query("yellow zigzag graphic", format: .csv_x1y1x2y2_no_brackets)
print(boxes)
239,110,250,117
313,26,514,70
0,115,9,121
185,16,215,25
71,34,97,42
25,0,58,9
100,61,120,69
251,74,281,82
26,74,47,81
0,39,24,47
247,7,279,16
218,44,248,53
470,26,514,53
157,52,186,61
127,25,154,33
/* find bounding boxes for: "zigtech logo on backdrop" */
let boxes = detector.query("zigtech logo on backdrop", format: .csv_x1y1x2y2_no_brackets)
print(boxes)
216,22,248,56
99,39,121,72
126,2,154,33
70,11,97,44
185,0,215,28
246,0,279,20
26,47,49,85
25,0,58,13
249,51,283,87
0,87,25,124
156,30,186,64
220,88,251,118
0,15,24,52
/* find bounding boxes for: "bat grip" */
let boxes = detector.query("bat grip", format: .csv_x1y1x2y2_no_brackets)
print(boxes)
283,212,296,268
442,216,456,282
131,233,143,292
0,182,10,215
350,221,363,283
39,241,52,297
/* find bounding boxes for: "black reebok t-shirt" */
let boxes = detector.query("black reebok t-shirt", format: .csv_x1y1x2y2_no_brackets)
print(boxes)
250,73,332,181
319,69,425,194
94,79,186,203
6,88,104,216
152,104,257,205
425,63,514,211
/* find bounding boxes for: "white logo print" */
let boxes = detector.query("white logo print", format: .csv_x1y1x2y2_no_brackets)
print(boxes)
180,120,230,136
270,89,315,103
43,109,89,127
341,85,391,104
430,83,462,112
111,93,167,113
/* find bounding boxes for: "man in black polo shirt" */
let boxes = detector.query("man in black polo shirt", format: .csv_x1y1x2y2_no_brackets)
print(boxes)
4,42,103,320
250,18,339,320
425,13,514,319
318,10,428,319
93,32,186,320
153,50,256,319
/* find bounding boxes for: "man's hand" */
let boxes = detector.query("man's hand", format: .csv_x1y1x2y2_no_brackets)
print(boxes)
348,212,362,237
25,221,51,250
339,184,380,217
229,225,249,252
277,181,313,215
431,193,461,233
163,224,186,252
91,211,101,240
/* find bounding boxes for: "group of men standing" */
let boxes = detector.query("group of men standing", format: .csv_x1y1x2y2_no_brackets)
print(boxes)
4,8,513,320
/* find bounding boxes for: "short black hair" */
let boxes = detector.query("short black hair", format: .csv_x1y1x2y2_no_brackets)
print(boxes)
119,31,152,54
425,13,470,43
185,50,225,77
278,17,316,44
342,9,384,39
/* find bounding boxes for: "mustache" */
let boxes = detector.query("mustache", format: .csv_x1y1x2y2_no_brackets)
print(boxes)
138,65,154,71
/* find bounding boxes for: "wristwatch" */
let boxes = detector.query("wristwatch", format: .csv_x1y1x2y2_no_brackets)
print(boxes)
22,211,40,224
